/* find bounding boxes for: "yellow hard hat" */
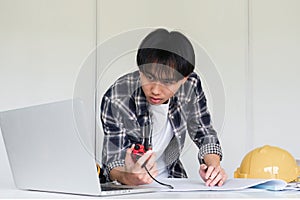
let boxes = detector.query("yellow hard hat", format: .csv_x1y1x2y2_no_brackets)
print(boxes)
234,145,300,182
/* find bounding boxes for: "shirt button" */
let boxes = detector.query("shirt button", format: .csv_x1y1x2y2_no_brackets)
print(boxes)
170,115,174,119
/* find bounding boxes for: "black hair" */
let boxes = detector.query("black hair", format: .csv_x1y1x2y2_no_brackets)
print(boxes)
137,28,195,81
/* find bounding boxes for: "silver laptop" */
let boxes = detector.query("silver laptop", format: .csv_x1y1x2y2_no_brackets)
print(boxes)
0,99,161,196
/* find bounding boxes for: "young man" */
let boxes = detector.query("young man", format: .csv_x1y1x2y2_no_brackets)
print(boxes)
100,28,227,186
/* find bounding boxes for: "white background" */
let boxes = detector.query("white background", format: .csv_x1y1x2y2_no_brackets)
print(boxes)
1,0,299,191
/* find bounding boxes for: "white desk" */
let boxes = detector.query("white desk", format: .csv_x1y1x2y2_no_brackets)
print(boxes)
1,147,299,199
1,186,300,199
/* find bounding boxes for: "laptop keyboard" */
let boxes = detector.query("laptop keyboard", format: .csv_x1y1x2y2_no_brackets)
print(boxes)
101,182,137,191
101,185,134,191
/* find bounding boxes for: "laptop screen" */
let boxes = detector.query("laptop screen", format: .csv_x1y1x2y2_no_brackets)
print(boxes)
0,99,102,195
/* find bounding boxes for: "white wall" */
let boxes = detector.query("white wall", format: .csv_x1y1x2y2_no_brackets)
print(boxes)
251,0,300,158
0,0,96,188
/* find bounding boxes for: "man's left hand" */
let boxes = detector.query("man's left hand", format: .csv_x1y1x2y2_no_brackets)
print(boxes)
199,164,227,186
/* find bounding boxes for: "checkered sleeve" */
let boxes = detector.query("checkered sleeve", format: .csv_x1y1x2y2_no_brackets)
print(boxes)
100,95,129,181
186,74,223,164
198,143,223,164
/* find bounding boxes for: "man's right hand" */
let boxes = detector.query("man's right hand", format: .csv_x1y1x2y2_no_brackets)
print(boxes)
109,145,158,185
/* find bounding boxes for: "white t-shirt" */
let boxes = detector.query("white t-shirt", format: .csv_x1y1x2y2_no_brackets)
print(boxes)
149,102,173,178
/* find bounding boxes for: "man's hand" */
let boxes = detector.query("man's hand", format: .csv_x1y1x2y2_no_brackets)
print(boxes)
110,145,158,185
199,154,227,186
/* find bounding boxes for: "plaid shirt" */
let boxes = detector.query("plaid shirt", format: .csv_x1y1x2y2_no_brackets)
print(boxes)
100,70,222,181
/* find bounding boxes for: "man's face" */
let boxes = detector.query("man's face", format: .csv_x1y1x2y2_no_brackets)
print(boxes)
140,71,187,105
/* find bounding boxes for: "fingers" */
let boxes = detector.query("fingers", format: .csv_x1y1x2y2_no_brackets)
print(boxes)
218,171,228,186
200,164,208,171
136,150,154,168
124,144,135,169
212,169,227,187
135,153,157,184
199,164,207,179
148,162,158,176
143,151,156,170
143,159,158,184
199,165,227,187
205,165,215,180
124,147,157,185
208,165,221,180
207,172,221,186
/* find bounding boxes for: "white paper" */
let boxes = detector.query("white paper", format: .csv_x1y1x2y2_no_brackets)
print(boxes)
149,178,288,191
